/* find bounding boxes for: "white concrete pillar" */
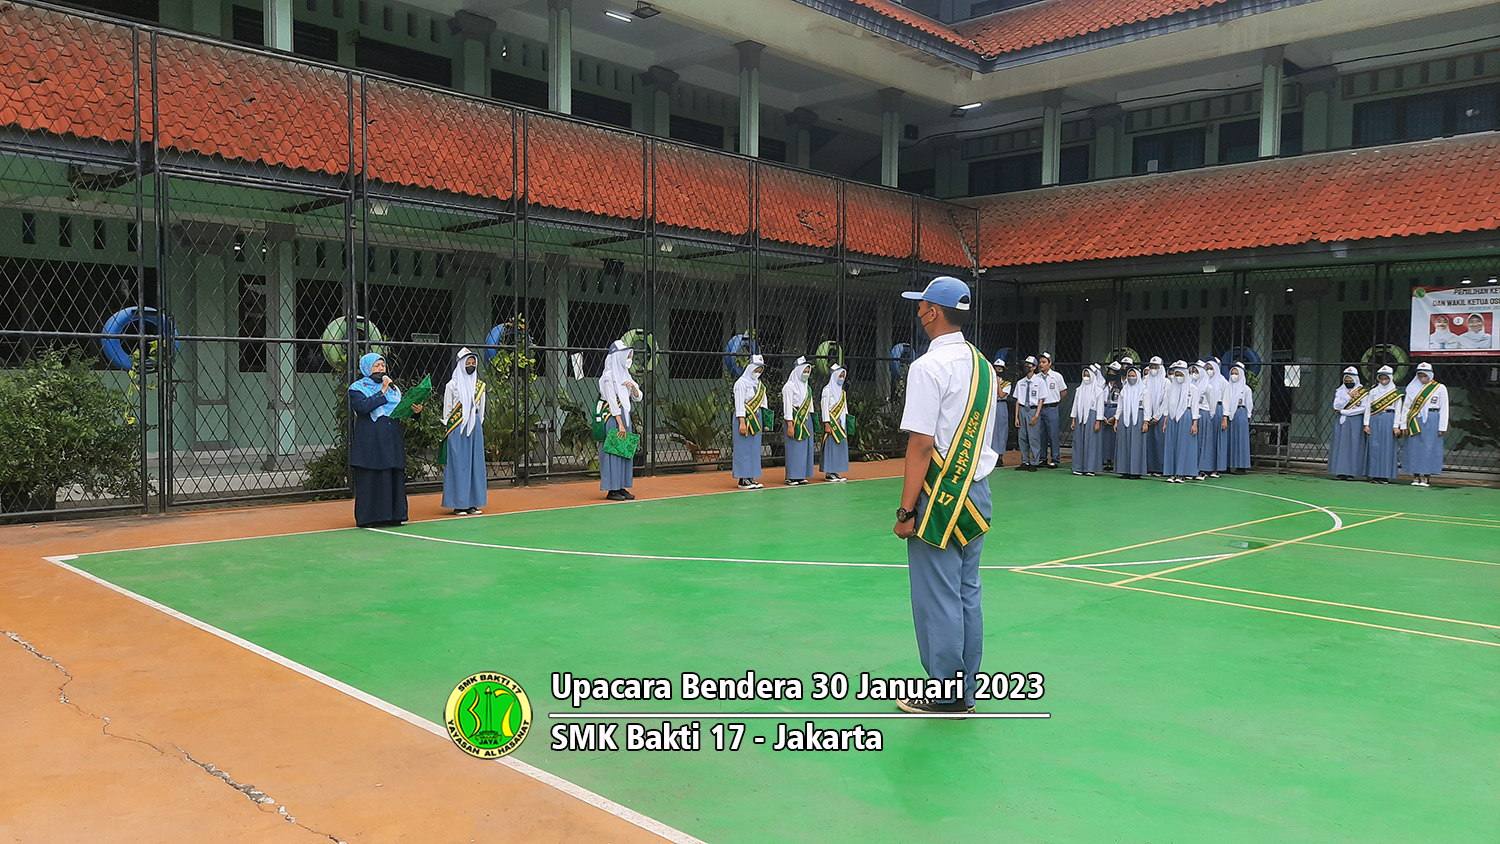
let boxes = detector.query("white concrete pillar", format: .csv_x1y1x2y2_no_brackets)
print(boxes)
547,0,572,114
1041,90,1063,186
640,66,679,137
450,11,496,97
1259,46,1285,158
879,88,901,188
736,41,764,157
263,0,292,51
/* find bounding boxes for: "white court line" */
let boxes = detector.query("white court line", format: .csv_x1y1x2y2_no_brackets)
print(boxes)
364,528,1229,571
550,712,1050,720
39,555,708,844
1196,484,1343,531
67,474,893,558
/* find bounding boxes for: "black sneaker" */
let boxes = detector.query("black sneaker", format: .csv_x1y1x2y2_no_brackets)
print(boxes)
605,490,627,501
785,478,809,486
738,479,756,490
896,698,974,715
620,490,635,500
1014,464,1030,472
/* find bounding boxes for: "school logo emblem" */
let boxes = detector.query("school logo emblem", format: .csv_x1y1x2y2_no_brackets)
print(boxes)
445,672,532,759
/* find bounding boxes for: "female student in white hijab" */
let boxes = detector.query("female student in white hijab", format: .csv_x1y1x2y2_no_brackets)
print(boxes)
1199,359,1228,478
1362,364,1403,484
1327,366,1368,480
1189,360,1215,480
1402,361,1449,487
782,356,816,486
1070,364,1104,476
1221,362,1254,475
1100,361,1122,471
1114,365,1149,479
1143,356,1168,476
441,348,487,515
598,340,642,501
732,354,768,489
820,364,851,482
1161,361,1199,483
991,353,1012,457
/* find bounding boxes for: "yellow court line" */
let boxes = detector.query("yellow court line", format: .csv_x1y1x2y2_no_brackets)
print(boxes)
1142,575,1500,631
1111,514,1403,586
1390,515,1500,529
1331,506,1500,525
1023,509,1319,569
1211,532,1500,569
1020,568,1500,649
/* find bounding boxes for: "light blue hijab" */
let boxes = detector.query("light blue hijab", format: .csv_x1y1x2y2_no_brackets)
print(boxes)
349,352,401,421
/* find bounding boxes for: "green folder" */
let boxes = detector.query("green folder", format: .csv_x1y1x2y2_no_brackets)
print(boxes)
390,374,431,419
602,430,641,459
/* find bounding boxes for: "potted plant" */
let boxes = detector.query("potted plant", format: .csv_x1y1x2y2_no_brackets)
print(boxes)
662,394,722,470
557,390,600,472
0,349,141,513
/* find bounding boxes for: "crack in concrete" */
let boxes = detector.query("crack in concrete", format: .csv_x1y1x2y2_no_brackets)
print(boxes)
3,629,166,756
5,630,344,843
175,747,347,843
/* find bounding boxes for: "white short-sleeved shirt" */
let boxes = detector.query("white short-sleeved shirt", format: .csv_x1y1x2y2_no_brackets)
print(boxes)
1040,370,1067,404
899,331,1000,480
1015,373,1044,408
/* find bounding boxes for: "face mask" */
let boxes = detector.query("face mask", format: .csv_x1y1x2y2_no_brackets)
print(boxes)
800,370,809,382
626,355,635,371
1150,367,1160,375
1190,370,1199,378
1230,373,1240,382
465,364,477,375
1344,379,1354,387
1174,374,1185,383
1128,376,1138,384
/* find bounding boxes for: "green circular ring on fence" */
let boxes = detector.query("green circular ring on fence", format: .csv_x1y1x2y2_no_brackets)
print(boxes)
622,328,656,372
321,316,384,370
1361,344,1410,384
814,340,843,376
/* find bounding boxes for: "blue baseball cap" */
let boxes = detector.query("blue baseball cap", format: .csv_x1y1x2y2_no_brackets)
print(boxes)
901,276,972,310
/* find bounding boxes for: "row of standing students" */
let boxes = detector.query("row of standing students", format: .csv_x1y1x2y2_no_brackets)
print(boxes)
1009,356,1253,481
1328,362,1449,486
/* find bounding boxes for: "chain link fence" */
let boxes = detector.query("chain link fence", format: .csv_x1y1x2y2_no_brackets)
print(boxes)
3,2,1495,518
0,2,976,517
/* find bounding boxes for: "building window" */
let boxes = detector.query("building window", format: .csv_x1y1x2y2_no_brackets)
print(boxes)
969,152,1040,195
492,70,548,109
356,37,452,86
21,213,36,244
667,308,723,379
1219,118,1259,164
1133,127,1206,174
573,90,633,128
1353,83,1499,146
670,115,725,150
58,216,73,248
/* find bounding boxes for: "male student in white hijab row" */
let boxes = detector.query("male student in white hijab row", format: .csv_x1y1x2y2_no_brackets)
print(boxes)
892,276,998,716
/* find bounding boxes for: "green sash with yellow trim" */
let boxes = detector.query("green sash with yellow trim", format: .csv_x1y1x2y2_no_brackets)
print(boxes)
437,381,485,466
791,394,813,441
1370,387,1401,415
1405,381,1439,435
1344,384,1369,408
744,383,768,436
826,395,848,444
915,345,994,550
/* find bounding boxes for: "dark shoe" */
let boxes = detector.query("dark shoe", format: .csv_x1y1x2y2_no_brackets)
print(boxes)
1014,464,1030,471
620,490,635,500
896,698,970,715
453,509,467,516
606,490,627,501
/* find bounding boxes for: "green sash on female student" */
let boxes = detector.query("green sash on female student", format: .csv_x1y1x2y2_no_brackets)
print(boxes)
791,395,813,441
1406,381,1439,435
437,380,485,466
1370,388,1401,415
916,345,994,550
826,396,847,444
744,383,768,435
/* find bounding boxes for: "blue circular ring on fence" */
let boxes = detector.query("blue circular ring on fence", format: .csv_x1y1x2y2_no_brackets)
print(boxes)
483,323,532,363
101,307,179,371
1220,346,1263,376
889,342,916,380
723,333,760,377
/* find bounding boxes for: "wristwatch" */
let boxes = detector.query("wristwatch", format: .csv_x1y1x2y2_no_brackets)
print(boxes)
895,507,916,523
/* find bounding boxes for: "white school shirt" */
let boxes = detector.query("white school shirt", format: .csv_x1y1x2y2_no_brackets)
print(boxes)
1362,383,1404,431
899,331,1000,481
1040,370,1067,404
1015,373,1043,408
1404,380,1450,431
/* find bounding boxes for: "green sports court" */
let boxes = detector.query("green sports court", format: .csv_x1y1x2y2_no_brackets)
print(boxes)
56,472,1500,843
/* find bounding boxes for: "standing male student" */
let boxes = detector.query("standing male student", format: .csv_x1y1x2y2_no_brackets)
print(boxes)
892,276,998,715
1013,356,1043,472
1037,352,1067,468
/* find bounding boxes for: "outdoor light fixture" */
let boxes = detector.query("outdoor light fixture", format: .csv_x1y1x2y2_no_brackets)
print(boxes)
631,1,661,18
1461,277,1472,284
1489,276,1498,284
658,241,674,254
1202,265,1218,273
949,103,982,118
849,267,861,277
1285,287,1294,293
958,103,982,110
604,10,632,22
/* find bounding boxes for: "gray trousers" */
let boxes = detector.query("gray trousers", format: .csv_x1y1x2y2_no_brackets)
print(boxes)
1017,406,1042,465
907,477,990,707
1040,404,1061,463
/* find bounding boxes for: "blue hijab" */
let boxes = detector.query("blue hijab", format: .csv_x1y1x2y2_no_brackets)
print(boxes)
349,352,401,421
